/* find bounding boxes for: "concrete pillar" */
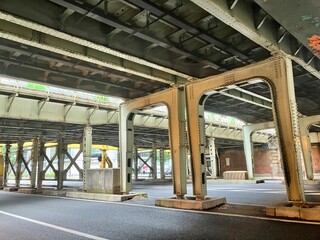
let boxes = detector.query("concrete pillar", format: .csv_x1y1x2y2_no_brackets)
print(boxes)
82,125,92,191
57,138,66,190
134,146,138,180
37,138,45,190
152,145,157,179
4,144,11,187
15,140,24,188
0,147,4,188
160,148,165,179
30,139,38,189
208,138,217,178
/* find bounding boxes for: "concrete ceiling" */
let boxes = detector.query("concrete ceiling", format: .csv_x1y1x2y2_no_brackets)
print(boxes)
0,0,319,126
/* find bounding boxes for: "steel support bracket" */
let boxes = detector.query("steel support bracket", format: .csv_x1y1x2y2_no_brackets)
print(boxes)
186,56,305,203
119,86,187,198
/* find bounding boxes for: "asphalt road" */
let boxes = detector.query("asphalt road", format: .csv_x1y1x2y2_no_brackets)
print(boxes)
130,179,320,206
1,181,320,240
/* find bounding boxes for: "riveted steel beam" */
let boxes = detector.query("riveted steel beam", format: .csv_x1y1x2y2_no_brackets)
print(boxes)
0,56,146,96
186,56,305,203
0,10,189,83
191,0,320,81
125,0,249,61
49,0,222,70
0,19,179,86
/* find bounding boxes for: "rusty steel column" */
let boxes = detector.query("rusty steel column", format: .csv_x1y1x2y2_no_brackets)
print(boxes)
15,140,24,188
57,138,66,190
37,138,45,190
30,138,38,189
4,144,11,187
186,56,305,203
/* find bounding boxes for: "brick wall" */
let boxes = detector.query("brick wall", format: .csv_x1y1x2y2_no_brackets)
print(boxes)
311,144,320,172
253,149,272,175
219,148,246,173
218,147,273,175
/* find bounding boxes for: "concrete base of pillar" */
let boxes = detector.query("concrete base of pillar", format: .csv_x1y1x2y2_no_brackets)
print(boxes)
18,188,40,194
3,187,19,192
0,186,3,190
266,203,320,221
66,192,146,202
133,178,172,184
86,168,120,194
304,180,320,185
208,179,264,184
42,189,69,196
155,196,226,210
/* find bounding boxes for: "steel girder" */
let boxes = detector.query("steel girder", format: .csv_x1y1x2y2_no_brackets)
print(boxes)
191,0,320,82
0,12,181,90
125,0,249,62
48,0,222,71
119,86,187,197
186,56,305,203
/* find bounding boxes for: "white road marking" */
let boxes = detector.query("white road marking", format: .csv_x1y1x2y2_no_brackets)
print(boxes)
0,210,108,240
51,196,320,226
2,191,320,226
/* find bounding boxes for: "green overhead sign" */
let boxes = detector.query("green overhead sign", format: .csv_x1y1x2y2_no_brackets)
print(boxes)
26,83,47,91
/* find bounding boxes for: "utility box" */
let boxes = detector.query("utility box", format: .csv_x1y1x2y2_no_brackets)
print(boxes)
86,168,120,194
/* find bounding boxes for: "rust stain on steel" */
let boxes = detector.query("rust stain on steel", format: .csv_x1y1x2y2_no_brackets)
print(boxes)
308,35,320,56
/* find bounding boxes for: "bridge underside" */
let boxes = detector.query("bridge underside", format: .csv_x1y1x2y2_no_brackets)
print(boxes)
0,0,320,223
